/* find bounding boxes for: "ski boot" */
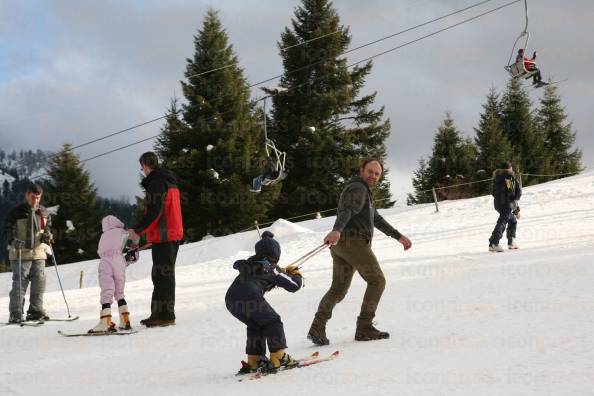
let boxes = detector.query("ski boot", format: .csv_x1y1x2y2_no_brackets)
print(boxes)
8,313,23,324
118,304,131,330
269,350,298,372
88,308,116,333
236,355,262,375
26,311,49,321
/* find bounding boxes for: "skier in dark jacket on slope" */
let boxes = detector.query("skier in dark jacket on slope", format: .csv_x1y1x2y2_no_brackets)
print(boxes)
489,162,522,252
225,231,303,374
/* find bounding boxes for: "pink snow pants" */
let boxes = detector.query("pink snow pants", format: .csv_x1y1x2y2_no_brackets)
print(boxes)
99,255,126,305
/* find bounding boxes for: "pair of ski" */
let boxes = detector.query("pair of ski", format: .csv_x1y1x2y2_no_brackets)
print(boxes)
58,328,138,337
4,316,80,327
237,350,340,381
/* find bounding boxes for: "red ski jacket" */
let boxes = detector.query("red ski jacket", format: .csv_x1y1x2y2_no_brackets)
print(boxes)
133,168,183,244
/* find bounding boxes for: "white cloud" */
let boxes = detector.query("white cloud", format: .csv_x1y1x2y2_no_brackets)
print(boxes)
0,0,592,201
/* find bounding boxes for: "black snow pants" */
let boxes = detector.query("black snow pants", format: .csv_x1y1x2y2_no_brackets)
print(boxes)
150,241,179,320
489,207,517,246
226,298,287,355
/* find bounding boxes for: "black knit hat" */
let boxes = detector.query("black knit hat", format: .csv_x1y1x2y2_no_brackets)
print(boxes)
255,231,281,261
499,161,512,170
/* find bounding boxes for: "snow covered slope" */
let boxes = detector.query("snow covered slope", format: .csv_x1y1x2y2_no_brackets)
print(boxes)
1,172,594,396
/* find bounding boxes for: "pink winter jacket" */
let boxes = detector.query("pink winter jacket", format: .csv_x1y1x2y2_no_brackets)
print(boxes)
98,215,128,258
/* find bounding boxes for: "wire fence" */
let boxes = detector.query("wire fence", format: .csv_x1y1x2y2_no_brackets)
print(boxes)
234,170,583,234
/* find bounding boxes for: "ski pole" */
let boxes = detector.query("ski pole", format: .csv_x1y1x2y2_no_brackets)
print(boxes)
48,242,72,318
18,247,24,326
286,243,330,269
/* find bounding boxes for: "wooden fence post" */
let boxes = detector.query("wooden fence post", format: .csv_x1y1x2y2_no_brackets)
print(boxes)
432,187,439,212
254,220,261,237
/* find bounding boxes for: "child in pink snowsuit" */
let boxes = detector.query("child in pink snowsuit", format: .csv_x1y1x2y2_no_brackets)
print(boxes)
89,215,133,333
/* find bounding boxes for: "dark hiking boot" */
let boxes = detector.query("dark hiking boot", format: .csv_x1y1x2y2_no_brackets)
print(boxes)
355,322,390,341
142,318,175,327
307,322,329,346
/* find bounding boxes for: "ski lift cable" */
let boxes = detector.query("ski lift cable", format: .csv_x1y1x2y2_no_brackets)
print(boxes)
31,0,520,180
346,0,521,72
185,30,344,80
18,0,504,176
186,0,497,82
30,135,159,180
250,0,499,90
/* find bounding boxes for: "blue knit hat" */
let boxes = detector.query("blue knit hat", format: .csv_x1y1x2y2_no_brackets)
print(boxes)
255,231,281,261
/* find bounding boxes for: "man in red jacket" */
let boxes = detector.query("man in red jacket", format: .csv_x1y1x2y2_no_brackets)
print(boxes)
129,152,183,327
516,49,543,86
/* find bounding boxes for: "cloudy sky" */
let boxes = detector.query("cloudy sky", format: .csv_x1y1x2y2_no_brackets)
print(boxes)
1,0,592,204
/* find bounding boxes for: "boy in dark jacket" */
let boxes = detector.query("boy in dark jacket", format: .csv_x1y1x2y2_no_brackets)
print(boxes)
225,231,303,374
489,162,522,252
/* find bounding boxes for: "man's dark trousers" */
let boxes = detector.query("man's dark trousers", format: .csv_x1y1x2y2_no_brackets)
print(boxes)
151,241,179,320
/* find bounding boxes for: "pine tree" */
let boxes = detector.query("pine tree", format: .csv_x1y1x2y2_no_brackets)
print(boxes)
268,0,392,218
407,158,432,205
155,98,189,167
427,114,477,200
534,83,582,178
155,8,271,240
500,78,545,185
43,144,100,264
474,88,515,194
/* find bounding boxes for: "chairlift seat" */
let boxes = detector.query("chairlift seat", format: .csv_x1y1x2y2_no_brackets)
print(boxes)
505,59,537,80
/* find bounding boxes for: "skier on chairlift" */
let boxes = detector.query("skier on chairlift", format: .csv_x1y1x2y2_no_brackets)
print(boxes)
516,48,544,86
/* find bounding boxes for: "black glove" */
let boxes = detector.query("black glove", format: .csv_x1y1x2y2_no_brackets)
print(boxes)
11,239,25,250
41,231,53,244
532,51,537,58
124,248,139,265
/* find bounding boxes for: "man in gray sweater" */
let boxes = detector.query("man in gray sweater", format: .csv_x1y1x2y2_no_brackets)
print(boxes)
307,159,412,345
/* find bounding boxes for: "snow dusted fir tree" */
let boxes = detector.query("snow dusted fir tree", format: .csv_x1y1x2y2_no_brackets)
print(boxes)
534,83,582,178
267,0,392,218
155,9,275,241
406,158,432,205
500,77,545,186
474,88,515,194
43,144,101,264
410,114,477,202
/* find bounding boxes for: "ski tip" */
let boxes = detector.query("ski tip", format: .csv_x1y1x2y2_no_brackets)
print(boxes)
312,351,320,358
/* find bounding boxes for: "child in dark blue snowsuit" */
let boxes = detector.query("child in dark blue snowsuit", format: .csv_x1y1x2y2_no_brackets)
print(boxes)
225,231,303,374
